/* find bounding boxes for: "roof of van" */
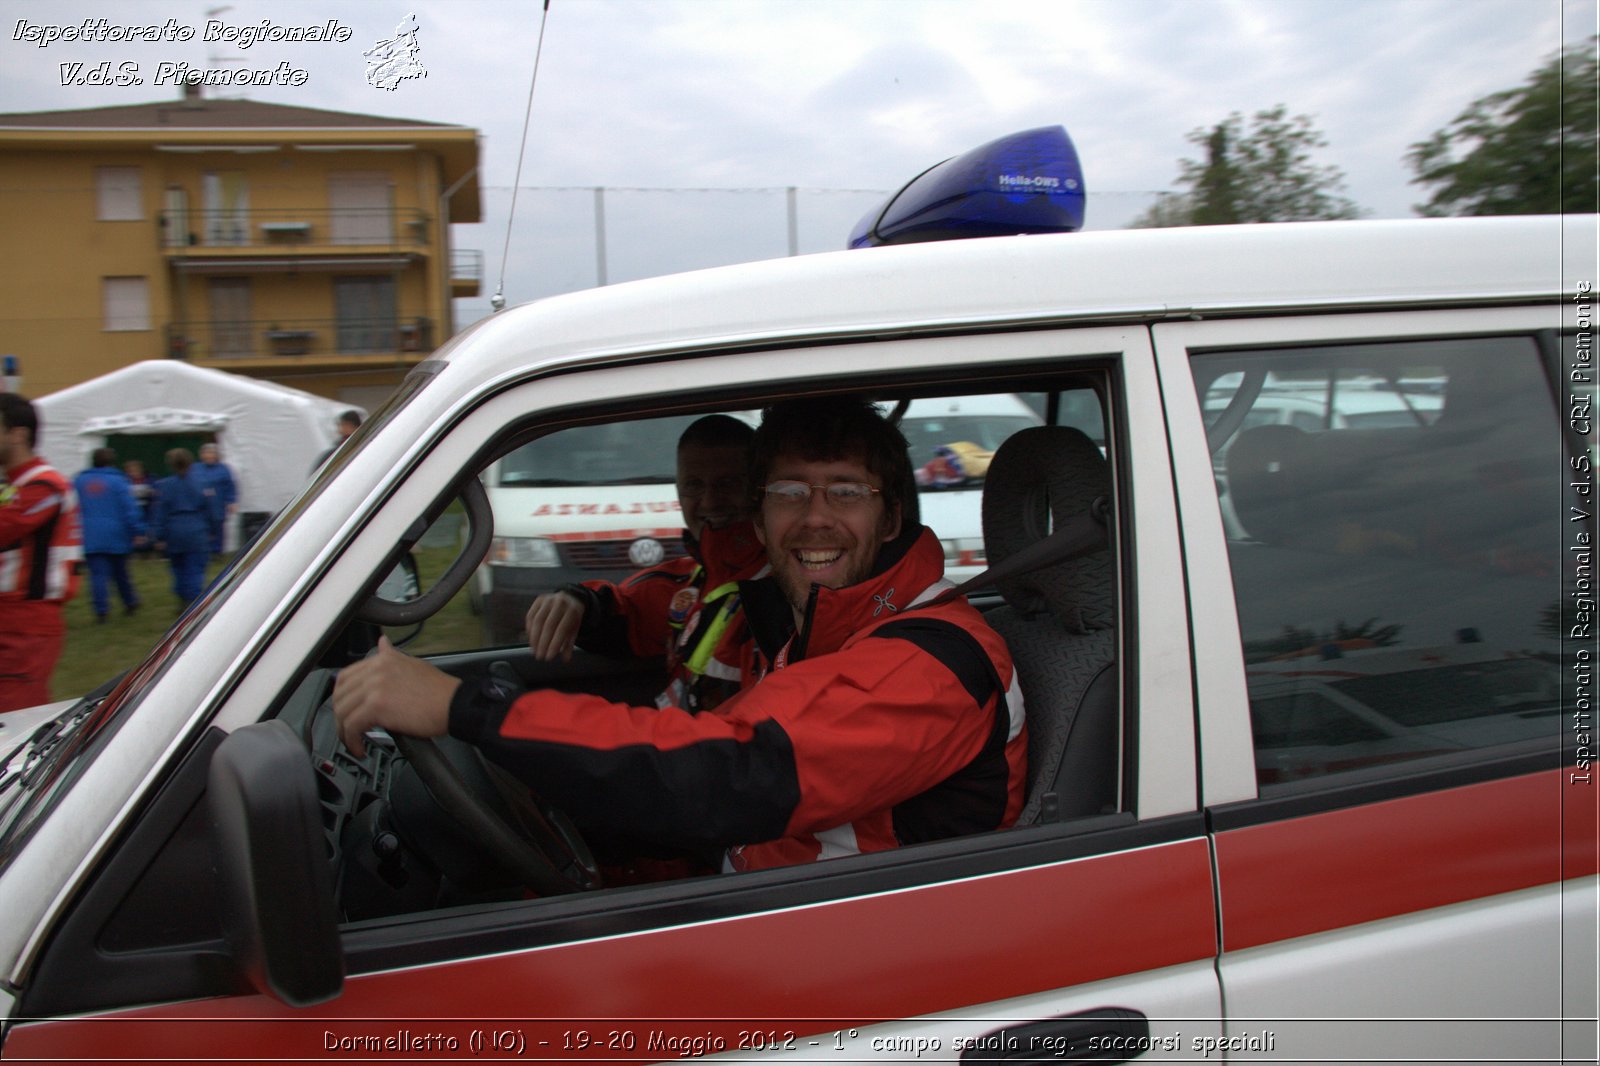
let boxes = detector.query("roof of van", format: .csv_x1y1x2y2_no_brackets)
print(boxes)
441,215,1593,382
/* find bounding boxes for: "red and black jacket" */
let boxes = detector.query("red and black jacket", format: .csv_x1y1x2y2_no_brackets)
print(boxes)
563,520,767,712
449,525,1025,873
0,457,82,605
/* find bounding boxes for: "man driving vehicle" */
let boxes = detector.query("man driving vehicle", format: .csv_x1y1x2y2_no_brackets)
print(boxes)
522,414,764,713
332,397,1025,872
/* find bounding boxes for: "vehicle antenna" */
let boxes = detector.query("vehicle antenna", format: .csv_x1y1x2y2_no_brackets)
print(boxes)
493,0,554,313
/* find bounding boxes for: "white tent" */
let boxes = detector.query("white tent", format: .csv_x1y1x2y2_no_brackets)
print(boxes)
35,361,361,518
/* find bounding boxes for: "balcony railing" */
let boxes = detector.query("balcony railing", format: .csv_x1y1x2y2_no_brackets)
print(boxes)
166,316,434,360
160,207,431,251
450,248,483,284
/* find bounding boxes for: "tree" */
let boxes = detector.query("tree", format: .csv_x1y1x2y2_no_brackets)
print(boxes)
1130,104,1362,228
1408,38,1598,216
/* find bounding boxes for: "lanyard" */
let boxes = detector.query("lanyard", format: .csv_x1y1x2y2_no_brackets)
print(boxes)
681,579,740,676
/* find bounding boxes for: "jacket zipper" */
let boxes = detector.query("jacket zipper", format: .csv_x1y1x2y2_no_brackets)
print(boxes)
791,583,820,664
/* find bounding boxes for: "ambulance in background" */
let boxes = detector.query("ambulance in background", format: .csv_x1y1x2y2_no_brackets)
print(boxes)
473,412,754,645
901,392,1042,580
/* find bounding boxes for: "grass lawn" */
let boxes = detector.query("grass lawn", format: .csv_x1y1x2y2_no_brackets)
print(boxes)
50,543,486,703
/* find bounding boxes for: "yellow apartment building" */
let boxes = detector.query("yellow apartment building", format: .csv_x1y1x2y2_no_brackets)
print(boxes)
0,85,481,408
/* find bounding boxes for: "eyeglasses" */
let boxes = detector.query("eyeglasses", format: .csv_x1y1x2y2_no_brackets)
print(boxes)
762,480,882,508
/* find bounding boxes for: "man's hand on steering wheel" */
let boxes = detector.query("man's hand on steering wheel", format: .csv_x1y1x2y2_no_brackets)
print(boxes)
332,636,461,757
329,637,601,894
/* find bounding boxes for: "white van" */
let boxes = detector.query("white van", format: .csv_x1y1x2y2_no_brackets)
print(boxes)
0,129,1591,1062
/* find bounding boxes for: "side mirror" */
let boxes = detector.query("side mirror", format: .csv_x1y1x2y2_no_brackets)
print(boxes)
208,719,344,1007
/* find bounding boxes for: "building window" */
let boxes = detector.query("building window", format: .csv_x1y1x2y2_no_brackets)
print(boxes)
202,171,249,246
334,276,397,352
96,167,143,221
207,277,254,357
103,277,151,331
328,172,394,244
162,186,191,248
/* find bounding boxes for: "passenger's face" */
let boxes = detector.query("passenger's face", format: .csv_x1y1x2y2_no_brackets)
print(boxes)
200,445,218,463
756,454,901,617
677,443,752,535
0,423,23,468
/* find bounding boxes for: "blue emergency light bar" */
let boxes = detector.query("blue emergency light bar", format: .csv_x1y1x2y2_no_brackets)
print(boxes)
848,125,1086,249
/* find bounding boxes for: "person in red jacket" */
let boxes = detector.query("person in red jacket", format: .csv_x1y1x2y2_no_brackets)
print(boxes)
0,394,82,713
333,397,1024,875
523,414,764,713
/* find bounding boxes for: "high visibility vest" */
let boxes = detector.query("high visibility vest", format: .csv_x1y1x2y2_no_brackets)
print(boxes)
0,461,83,603
657,569,744,712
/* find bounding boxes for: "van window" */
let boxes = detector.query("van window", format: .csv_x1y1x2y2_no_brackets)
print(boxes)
901,411,1039,467
499,414,701,486
900,393,1046,581
427,392,1085,650
350,377,1125,919
1195,336,1570,787
465,413,709,647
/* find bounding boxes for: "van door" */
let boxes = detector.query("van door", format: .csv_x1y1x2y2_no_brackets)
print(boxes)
1157,309,1599,1064
5,326,1224,1060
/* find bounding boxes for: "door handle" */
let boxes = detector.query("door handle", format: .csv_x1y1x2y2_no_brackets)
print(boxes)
958,1008,1149,1063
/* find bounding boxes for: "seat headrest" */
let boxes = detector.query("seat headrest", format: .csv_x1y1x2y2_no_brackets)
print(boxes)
1225,424,1314,544
981,425,1112,632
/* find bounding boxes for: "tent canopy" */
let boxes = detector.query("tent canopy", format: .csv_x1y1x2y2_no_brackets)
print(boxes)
36,361,362,515
78,408,229,435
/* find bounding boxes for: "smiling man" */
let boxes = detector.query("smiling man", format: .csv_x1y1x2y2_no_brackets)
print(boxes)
333,397,1026,873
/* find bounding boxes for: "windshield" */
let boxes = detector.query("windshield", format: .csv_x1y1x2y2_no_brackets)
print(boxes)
0,367,440,867
0,696,104,865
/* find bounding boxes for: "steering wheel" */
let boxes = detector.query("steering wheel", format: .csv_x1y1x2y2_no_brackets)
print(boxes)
391,731,602,895
349,477,602,894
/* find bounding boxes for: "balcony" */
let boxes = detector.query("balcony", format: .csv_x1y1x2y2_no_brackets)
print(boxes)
450,248,483,297
160,207,432,262
167,316,435,365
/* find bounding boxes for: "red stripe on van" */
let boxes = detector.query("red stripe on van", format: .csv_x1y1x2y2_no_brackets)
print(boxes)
1216,767,1598,952
7,837,1215,1062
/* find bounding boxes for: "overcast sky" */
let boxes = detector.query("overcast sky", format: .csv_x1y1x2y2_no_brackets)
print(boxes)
3,0,1594,325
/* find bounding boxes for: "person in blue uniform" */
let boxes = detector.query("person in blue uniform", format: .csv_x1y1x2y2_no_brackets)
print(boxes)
191,442,237,555
150,448,217,611
73,447,145,621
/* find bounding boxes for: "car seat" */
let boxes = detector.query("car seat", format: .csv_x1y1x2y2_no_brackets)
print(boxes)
1224,424,1318,546
980,425,1118,823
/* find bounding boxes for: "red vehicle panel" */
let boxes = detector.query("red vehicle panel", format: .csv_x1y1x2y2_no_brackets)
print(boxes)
7,838,1216,1062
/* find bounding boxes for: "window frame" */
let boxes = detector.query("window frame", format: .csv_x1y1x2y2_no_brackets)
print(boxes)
1154,305,1579,812
192,324,1194,963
